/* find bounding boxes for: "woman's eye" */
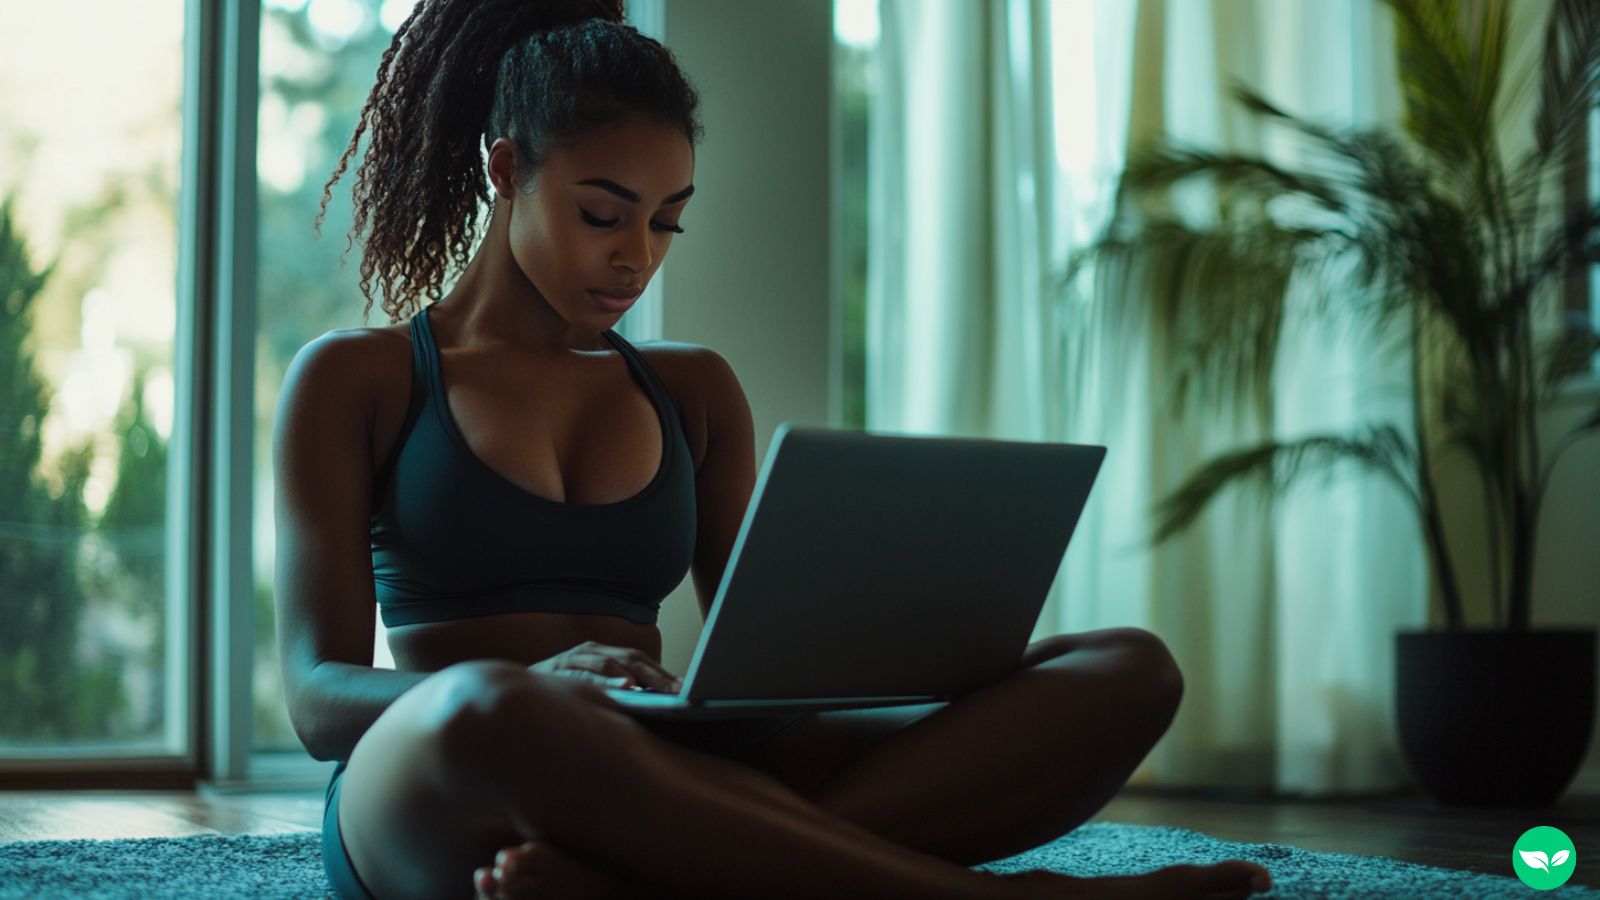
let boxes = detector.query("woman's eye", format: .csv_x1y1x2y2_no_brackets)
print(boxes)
580,209,685,234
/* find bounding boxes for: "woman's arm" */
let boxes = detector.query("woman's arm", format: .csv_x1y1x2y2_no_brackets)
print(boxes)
272,329,417,762
290,662,429,762
688,348,757,622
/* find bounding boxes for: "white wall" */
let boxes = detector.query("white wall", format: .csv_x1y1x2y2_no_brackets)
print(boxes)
655,0,837,673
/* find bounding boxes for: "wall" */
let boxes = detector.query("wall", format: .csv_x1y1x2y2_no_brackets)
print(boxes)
655,0,837,673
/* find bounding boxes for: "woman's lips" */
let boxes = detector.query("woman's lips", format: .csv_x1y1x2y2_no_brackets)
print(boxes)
588,290,638,312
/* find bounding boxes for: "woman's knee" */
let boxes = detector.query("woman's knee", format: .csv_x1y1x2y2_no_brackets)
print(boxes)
421,660,634,777
1035,628,1184,720
1108,628,1184,700
423,661,577,755
1035,627,1184,695
336,663,575,900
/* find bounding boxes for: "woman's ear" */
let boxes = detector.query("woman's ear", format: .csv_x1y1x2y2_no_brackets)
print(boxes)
486,137,520,200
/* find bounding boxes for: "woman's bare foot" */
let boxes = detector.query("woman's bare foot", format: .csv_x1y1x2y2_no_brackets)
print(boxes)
473,839,646,900
1008,859,1273,899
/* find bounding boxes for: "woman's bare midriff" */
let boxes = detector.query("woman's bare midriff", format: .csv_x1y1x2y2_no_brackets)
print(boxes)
385,610,664,672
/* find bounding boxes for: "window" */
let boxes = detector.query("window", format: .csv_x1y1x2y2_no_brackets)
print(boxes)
253,0,411,754
835,0,877,428
0,2,187,759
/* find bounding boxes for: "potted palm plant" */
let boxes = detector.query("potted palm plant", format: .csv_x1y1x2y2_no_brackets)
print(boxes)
1064,0,1600,806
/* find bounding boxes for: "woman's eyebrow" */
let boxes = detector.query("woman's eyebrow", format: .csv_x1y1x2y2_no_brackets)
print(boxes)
576,178,695,206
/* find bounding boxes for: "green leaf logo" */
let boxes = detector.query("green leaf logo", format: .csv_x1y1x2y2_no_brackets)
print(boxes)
1519,849,1572,873
1514,827,1577,890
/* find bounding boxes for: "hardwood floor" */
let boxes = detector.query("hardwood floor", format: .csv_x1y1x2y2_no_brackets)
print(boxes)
1,785,1595,889
0,789,322,842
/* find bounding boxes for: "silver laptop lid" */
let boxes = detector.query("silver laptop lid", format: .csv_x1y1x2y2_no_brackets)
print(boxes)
681,424,1105,702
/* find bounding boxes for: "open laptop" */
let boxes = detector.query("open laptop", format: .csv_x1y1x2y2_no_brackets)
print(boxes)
604,423,1106,720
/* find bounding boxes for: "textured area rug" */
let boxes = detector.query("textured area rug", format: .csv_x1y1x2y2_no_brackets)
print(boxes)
2,822,1595,898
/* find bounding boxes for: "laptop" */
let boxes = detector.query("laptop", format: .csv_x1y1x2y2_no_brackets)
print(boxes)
604,423,1105,720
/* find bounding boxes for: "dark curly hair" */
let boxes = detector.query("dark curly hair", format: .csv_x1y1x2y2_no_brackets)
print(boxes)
315,0,705,324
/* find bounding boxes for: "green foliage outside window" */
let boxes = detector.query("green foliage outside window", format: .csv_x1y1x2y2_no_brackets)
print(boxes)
0,197,126,744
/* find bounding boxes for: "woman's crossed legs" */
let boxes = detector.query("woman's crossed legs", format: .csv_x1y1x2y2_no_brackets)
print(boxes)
334,628,1274,899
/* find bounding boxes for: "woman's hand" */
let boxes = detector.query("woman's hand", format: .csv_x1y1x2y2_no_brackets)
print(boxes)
528,640,684,693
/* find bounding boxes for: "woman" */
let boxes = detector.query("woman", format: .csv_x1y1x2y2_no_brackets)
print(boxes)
273,1,1276,898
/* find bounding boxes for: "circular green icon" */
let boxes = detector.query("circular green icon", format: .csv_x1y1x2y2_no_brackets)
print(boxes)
1513,825,1576,890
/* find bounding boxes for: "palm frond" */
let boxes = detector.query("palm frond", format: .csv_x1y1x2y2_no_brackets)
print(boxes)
1519,200,1600,309
1384,0,1505,175
1120,146,1350,216
1230,85,1365,160
1150,427,1419,544
1533,0,1600,165
1335,141,1507,390
1507,0,1600,234
1068,220,1341,418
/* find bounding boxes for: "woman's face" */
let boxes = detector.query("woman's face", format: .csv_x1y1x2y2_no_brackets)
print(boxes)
488,116,695,331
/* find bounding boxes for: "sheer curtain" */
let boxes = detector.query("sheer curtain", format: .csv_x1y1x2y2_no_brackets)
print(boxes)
868,0,1423,795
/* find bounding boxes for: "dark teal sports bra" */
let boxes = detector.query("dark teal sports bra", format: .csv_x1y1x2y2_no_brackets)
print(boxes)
369,306,697,628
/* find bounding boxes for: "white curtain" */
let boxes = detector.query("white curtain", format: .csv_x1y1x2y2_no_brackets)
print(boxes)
868,0,1425,796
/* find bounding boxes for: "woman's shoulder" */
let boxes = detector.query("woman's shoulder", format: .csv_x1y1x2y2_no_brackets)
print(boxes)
629,338,735,375
291,321,412,374
280,322,415,420
630,339,740,405
629,340,745,468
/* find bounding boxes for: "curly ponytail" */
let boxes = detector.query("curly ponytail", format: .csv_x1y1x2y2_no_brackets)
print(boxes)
316,0,704,324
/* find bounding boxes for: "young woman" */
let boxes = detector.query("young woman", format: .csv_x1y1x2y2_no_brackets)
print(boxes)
273,1,1276,897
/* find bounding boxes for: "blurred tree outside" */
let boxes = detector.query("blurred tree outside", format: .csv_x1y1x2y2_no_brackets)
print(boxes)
0,196,127,745
93,367,170,732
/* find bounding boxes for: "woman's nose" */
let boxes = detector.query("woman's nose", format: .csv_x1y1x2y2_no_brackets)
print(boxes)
612,222,653,272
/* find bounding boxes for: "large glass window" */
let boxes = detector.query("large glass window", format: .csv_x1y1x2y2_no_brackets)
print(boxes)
0,2,186,755
253,0,411,753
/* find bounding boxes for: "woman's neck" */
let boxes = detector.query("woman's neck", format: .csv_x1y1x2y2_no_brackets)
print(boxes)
434,201,612,357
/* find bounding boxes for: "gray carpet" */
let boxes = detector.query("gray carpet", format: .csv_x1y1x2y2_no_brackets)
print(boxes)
1,822,1594,898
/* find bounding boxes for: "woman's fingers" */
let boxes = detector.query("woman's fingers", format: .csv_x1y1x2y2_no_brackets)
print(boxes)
583,649,681,690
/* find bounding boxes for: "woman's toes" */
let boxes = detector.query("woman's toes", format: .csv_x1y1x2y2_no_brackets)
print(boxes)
486,838,637,900
1178,861,1272,896
1225,860,1271,893
495,840,540,877
491,841,547,898
473,864,499,899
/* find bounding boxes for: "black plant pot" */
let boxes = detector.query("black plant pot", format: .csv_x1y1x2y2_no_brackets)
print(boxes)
1395,628,1596,807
